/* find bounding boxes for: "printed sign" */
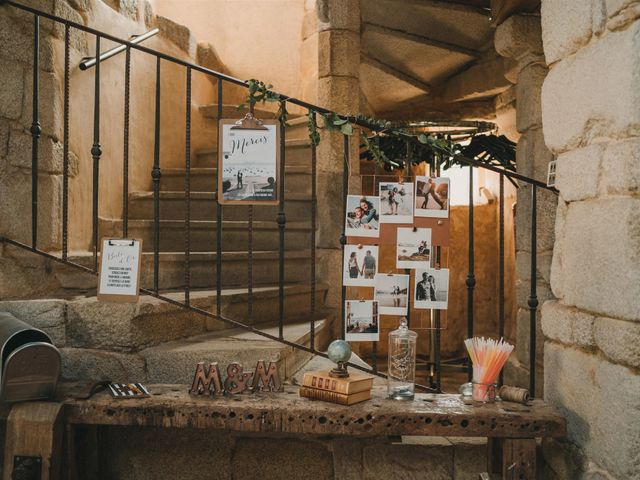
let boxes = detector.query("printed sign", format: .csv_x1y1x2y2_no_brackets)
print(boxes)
218,119,280,204
97,238,142,302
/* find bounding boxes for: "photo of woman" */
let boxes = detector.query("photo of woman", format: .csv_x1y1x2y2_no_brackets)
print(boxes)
414,268,449,310
345,195,380,237
379,182,414,223
415,176,449,218
342,245,379,286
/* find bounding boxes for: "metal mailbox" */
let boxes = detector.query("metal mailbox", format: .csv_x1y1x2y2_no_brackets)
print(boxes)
0,312,60,403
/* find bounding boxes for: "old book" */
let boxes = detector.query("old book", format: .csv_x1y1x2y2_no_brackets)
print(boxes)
302,369,374,395
299,386,371,405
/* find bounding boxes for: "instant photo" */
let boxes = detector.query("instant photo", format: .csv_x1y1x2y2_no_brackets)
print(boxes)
415,176,449,218
379,182,414,224
374,274,410,315
345,300,380,342
218,121,279,204
344,195,380,238
414,268,449,310
343,245,379,287
396,227,432,269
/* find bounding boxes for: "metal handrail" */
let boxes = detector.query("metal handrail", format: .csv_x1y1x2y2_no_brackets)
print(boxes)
79,28,160,70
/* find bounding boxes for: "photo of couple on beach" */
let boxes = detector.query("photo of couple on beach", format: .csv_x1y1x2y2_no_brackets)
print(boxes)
343,245,378,287
396,227,432,269
414,268,449,310
415,176,449,218
379,181,414,223
374,274,409,315
345,300,379,342
344,195,380,238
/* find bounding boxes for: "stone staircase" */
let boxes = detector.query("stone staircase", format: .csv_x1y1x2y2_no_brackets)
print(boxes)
0,102,330,384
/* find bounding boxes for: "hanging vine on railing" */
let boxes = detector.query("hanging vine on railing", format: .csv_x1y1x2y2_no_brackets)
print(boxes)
239,79,515,173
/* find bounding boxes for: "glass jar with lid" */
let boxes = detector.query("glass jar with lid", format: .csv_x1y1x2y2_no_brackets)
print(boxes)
387,317,417,400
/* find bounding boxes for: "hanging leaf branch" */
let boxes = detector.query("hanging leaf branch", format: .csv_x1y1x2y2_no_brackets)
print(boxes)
237,79,512,172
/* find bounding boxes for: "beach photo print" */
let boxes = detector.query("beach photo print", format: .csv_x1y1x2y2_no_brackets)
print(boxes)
343,245,379,287
396,227,432,269
415,176,449,218
345,300,380,342
379,181,414,224
374,274,410,315
344,195,380,238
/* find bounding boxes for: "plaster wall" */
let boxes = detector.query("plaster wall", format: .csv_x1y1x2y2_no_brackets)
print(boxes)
539,0,640,478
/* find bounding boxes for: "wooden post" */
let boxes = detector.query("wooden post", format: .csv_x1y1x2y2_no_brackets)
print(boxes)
487,437,537,479
3,402,64,480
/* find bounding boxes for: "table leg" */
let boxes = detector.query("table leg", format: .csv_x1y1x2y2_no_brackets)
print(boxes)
487,438,537,480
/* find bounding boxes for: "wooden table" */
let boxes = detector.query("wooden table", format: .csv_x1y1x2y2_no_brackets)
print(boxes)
3,384,566,480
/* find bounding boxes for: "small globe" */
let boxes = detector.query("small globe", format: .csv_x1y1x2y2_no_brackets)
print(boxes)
327,339,352,364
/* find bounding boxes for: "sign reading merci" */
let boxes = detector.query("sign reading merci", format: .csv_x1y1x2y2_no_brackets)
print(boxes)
97,238,143,302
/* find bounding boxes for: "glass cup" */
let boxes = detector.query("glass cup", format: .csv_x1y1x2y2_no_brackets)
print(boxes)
472,381,497,402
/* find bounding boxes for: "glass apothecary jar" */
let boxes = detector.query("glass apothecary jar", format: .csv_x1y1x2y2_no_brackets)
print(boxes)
387,317,417,400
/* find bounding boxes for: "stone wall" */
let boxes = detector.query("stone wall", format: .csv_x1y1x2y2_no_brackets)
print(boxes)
539,0,640,478
494,14,557,396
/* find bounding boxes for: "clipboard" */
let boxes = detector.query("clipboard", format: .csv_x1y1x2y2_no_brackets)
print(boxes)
97,237,143,303
218,112,281,206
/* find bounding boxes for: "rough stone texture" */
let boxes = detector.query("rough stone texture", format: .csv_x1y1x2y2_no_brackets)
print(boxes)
515,128,553,181
544,342,640,479
316,0,360,33
606,0,640,18
234,437,334,479
61,347,147,382
558,197,640,321
196,42,224,72
362,443,453,480
0,245,62,300
515,64,547,133
515,186,557,254
516,250,553,286
593,316,640,368
555,143,604,201
318,29,359,78
7,128,78,175
143,0,155,28
156,15,196,57
599,137,640,195
494,14,544,65
541,22,640,154
541,0,604,64
0,58,25,121
541,300,595,348
0,299,67,346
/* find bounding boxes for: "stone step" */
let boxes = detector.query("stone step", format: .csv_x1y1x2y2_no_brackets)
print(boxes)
99,218,314,252
128,191,313,222
58,319,330,384
61,250,318,291
159,164,312,194
0,286,328,355
141,319,328,384
194,139,312,167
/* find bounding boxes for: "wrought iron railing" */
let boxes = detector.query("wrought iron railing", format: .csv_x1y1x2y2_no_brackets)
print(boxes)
0,0,558,396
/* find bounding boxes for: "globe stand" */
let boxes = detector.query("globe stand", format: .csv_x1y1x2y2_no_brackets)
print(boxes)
329,361,349,378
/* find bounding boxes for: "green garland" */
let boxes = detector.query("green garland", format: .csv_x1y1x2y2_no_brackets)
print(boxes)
239,79,469,171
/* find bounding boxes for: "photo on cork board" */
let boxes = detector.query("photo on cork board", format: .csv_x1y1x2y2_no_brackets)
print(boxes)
374,274,410,315
344,195,380,238
379,181,414,224
343,245,379,287
415,176,449,218
396,227,432,269
345,300,380,342
414,268,449,310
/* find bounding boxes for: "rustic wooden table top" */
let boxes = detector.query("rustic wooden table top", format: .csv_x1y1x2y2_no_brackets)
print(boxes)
57,384,566,438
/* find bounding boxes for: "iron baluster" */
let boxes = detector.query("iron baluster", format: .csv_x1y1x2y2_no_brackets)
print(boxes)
215,79,223,317
499,173,505,386
122,45,131,238
248,205,253,321
152,57,161,294
91,34,102,272
434,155,442,393
277,101,287,340
184,66,191,306
310,110,317,351
466,166,475,380
31,15,41,250
62,23,70,261
340,134,349,341
528,185,538,397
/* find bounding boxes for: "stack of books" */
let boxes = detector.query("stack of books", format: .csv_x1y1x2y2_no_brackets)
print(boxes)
299,369,374,405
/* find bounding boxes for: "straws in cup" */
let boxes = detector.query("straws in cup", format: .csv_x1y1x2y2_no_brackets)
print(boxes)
464,337,514,402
